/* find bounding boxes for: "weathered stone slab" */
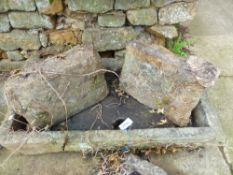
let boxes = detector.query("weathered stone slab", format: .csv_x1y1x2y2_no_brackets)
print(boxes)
8,12,54,29
147,25,178,39
120,41,219,126
115,0,150,10
4,45,108,129
123,155,168,175
67,0,114,13
0,30,41,51
98,12,125,27
6,51,25,61
48,29,82,45
0,0,36,12
159,2,198,24
82,27,139,51
35,0,63,15
151,0,196,7
0,14,10,32
127,8,157,26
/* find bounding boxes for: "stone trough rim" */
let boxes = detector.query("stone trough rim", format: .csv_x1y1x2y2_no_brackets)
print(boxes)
0,95,221,155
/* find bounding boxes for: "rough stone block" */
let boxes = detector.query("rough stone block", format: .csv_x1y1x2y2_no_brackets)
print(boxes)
35,0,63,15
8,0,36,11
0,14,10,32
120,41,219,126
115,0,150,10
67,0,114,13
0,0,9,12
98,12,125,27
0,30,41,51
151,0,196,7
127,8,157,26
0,0,36,12
147,25,178,39
159,2,198,24
8,12,54,29
82,27,139,51
48,29,82,45
4,45,108,129
6,51,25,61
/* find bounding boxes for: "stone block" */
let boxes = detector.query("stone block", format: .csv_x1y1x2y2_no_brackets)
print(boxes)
120,41,219,126
6,51,25,61
8,12,54,29
67,0,114,13
98,12,125,27
159,2,198,24
8,0,36,11
35,0,63,15
48,29,82,45
4,45,108,129
0,0,36,12
127,8,157,26
0,30,41,51
0,14,10,32
151,0,196,7
147,25,178,39
115,0,150,10
82,27,139,51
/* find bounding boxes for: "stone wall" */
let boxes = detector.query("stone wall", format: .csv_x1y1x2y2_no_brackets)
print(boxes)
0,0,198,72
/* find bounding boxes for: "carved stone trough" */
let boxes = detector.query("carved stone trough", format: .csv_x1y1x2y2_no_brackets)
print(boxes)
0,95,221,155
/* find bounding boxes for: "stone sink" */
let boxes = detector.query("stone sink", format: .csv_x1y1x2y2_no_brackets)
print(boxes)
0,95,221,155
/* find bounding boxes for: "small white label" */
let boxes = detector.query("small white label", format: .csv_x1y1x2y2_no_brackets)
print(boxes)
119,118,133,130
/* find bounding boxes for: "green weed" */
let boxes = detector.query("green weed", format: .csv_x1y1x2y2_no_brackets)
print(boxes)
168,26,193,57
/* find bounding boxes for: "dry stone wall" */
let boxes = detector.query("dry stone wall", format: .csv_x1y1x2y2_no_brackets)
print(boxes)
0,0,198,72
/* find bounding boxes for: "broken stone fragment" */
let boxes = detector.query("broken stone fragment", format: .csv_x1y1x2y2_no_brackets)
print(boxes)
4,45,108,129
114,0,150,10
8,12,54,29
0,30,41,51
120,41,219,126
48,29,82,45
67,0,114,13
127,8,157,26
123,155,168,175
159,2,198,25
98,12,126,27
35,0,63,15
82,27,139,52
147,25,178,39
0,14,10,32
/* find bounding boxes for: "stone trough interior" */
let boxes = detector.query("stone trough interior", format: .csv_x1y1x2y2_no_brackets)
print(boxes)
9,72,206,132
